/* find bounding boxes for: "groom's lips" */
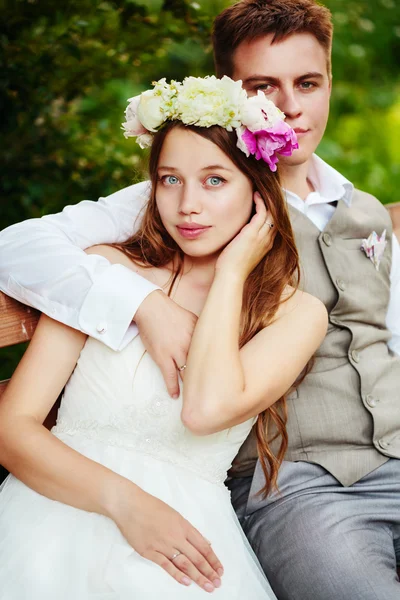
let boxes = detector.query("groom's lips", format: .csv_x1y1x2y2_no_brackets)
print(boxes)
176,223,211,239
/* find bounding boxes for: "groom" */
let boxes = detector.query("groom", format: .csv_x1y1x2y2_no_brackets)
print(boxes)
0,0,399,598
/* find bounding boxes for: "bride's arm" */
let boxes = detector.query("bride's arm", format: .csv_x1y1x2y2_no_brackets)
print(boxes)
183,276,327,434
182,197,328,435
0,316,120,513
0,316,223,591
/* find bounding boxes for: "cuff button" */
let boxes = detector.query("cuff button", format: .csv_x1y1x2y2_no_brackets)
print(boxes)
96,322,107,334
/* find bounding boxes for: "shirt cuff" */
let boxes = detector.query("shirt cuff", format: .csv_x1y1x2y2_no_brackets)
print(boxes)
78,264,160,351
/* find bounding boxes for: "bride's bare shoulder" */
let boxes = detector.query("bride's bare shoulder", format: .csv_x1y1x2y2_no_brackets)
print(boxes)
85,244,136,270
85,244,172,289
85,244,140,272
275,286,328,325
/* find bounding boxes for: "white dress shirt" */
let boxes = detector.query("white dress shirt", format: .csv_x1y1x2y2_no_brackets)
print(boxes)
0,155,399,354
0,180,155,350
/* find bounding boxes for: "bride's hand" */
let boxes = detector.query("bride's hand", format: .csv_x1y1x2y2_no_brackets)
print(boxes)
113,486,224,593
215,191,275,279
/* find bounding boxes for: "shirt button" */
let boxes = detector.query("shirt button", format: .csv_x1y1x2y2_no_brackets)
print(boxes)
378,438,390,449
322,233,332,247
366,394,377,408
336,278,346,292
96,322,107,334
351,349,360,363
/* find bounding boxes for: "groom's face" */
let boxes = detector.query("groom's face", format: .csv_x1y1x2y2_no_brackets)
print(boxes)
231,33,331,167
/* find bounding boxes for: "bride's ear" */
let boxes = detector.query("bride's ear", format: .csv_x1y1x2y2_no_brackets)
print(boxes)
249,195,258,220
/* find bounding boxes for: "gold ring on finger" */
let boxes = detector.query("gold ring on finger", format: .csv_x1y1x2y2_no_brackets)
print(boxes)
178,364,187,372
171,551,182,561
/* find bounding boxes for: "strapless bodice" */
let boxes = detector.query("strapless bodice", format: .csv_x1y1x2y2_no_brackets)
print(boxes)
53,335,255,484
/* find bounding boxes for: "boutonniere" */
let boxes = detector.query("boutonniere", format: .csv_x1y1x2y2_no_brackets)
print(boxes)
361,229,387,271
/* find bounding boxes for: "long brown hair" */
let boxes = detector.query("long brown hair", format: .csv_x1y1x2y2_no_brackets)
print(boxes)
116,121,300,496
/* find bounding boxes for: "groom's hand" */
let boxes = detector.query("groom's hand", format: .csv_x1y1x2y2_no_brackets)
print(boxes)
134,290,197,398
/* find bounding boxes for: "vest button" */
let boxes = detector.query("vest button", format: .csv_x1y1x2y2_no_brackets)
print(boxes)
351,349,360,363
366,394,377,408
322,233,332,246
336,279,346,292
378,438,390,449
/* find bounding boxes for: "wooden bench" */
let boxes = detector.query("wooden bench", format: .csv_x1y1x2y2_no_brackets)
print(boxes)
0,294,58,431
0,293,40,397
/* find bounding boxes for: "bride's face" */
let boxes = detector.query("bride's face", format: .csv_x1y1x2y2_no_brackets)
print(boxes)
155,127,254,259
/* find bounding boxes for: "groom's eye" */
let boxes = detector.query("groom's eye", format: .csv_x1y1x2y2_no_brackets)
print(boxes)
299,81,317,91
254,83,274,93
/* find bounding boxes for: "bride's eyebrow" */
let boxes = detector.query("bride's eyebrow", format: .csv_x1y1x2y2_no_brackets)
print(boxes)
200,165,234,172
158,165,234,173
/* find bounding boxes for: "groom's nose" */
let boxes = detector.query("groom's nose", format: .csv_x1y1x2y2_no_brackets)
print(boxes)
277,87,302,120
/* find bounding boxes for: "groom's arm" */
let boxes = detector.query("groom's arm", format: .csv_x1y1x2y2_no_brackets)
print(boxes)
0,182,159,351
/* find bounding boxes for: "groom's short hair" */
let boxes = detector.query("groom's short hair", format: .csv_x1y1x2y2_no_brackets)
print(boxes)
212,0,333,78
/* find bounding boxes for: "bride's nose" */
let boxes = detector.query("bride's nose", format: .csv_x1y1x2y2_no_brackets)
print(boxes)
178,183,202,215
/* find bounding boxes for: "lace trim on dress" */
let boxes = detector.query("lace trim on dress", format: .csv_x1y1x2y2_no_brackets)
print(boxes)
52,395,229,487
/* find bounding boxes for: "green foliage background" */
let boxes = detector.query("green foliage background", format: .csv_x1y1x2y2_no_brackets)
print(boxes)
0,0,399,386
1,0,400,236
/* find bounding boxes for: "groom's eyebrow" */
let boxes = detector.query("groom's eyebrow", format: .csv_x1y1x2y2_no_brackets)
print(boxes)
295,72,324,83
243,72,324,86
243,75,280,86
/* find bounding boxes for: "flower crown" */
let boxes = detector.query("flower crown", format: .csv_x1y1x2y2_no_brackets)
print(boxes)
122,75,298,172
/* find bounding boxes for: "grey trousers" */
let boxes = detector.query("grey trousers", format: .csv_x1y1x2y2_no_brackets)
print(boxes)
228,459,400,600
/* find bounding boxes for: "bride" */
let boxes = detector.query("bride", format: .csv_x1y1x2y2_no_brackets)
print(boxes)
0,76,327,598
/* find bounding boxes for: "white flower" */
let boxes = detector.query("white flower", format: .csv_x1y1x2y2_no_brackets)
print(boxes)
136,133,154,149
235,126,250,156
121,94,148,138
121,76,292,171
176,75,246,130
240,91,285,132
137,90,165,132
152,78,180,119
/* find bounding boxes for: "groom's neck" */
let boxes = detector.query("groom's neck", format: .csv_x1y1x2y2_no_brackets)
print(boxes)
280,161,314,201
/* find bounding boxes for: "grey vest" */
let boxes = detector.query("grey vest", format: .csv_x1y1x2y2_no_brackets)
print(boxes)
232,189,400,486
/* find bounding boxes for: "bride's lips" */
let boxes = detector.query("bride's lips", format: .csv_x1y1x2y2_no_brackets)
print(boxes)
176,223,211,239
293,127,310,137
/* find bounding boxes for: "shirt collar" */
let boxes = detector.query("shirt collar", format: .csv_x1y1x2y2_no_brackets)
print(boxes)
284,154,354,207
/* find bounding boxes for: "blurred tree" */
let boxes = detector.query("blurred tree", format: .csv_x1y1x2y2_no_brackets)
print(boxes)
1,0,399,235
322,0,400,202
0,0,225,230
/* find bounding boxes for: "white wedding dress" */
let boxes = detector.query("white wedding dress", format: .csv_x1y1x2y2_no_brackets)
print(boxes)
0,334,276,599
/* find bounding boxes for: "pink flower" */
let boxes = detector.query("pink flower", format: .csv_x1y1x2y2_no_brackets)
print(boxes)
240,121,298,172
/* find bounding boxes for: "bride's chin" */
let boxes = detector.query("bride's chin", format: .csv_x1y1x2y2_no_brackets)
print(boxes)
180,245,223,261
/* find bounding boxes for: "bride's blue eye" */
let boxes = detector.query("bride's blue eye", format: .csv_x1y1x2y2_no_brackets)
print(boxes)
206,176,224,187
162,175,180,185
